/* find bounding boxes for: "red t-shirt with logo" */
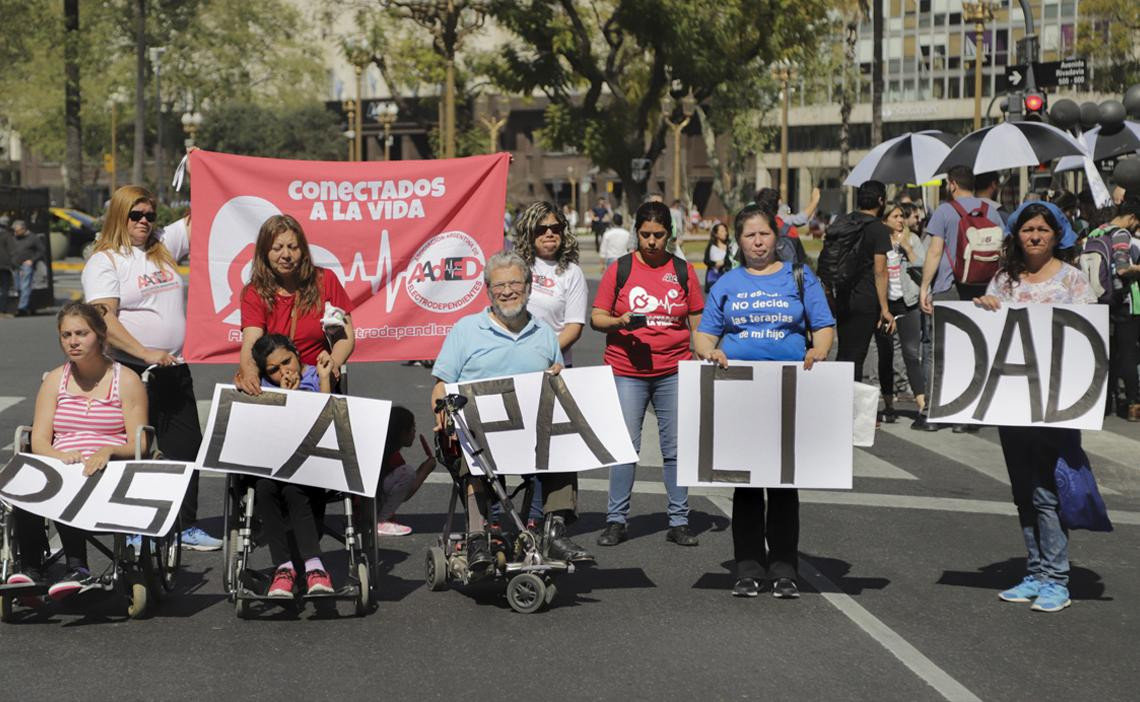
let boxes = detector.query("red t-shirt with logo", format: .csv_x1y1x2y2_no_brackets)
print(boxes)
240,268,353,365
593,255,704,378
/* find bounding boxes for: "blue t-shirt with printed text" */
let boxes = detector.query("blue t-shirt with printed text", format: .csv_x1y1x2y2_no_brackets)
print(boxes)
699,264,835,362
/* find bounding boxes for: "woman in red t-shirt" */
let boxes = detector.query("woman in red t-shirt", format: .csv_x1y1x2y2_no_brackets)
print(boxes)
590,200,704,548
233,214,355,395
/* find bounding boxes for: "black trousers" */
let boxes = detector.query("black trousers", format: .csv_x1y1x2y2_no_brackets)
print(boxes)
732,487,799,581
836,307,878,382
253,479,325,567
124,362,202,525
1110,315,1140,407
15,509,88,570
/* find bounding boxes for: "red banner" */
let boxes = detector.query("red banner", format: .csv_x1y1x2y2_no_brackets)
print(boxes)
184,151,509,363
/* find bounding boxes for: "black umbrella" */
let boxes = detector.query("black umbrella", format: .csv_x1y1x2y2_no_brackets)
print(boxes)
931,122,1087,179
844,130,957,186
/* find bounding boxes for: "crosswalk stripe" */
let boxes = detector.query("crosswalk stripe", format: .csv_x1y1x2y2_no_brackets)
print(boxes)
1079,429,1140,472
855,450,918,480
0,396,24,415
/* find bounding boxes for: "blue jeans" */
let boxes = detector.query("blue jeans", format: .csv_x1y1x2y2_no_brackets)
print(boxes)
998,427,1071,586
16,262,34,311
607,373,688,527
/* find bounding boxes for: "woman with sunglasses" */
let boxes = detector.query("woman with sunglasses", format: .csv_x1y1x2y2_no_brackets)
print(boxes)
81,185,221,551
507,201,588,524
591,200,704,548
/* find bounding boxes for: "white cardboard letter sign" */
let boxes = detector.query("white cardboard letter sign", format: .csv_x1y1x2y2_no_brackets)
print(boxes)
444,366,637,475
928,302,1108,430
0,455,194,537
677,360,854,489
196,384,391,496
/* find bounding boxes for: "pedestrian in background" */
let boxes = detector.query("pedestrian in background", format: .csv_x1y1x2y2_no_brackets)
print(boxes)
703,221,730,292
10,219,45,317
598,213,632,268
0,215,13,317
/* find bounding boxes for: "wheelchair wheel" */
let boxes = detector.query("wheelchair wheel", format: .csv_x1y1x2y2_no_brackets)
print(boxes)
543,579,557,607
506,573,545,614
425,546,447,591
126,574,148,619
156,529,181,593
0,593,13,622
355,561,370,617
235,597,251,620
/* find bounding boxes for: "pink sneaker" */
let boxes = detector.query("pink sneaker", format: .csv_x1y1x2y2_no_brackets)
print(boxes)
266,567,297,599
306,569,334,595
376,521,412,536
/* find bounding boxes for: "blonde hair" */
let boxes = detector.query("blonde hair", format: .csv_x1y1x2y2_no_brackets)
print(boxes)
95,185,177,272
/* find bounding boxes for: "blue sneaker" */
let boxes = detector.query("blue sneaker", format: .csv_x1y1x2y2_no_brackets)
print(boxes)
180,526,223,552
998,575,1042,603
125,534,143,554
1030,582,1071,613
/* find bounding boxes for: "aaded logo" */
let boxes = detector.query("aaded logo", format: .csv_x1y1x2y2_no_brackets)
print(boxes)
405,230,486,312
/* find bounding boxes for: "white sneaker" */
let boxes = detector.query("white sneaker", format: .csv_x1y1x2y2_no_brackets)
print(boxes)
376,521,412,536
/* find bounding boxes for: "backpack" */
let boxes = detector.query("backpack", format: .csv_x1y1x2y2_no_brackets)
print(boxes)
1078,234,1116,304
776,221,807,265
946,200,1003,285
817,217,868,298
613,252,689,308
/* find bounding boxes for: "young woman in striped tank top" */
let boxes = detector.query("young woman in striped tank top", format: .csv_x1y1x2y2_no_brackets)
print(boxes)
7,302,148,600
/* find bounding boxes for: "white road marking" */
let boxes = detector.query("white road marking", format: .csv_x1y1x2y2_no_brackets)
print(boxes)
855,450,918,480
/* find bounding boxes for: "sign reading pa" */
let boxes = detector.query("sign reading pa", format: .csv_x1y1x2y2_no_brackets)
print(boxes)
184,150,510,363
0,456,194,537
444,367,637,475
196,384,391,496
928,302,1108,430
676,360,854,489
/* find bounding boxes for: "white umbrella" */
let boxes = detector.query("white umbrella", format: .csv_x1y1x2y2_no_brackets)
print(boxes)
928,121,1088,182
844,131,956,186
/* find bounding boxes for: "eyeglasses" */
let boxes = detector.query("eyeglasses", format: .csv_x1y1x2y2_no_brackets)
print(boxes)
533,223,565,236
637,229,668,240
128,210,157,222
490,280,527,293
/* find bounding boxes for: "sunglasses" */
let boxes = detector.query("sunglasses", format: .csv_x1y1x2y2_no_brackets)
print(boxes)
533,223,565,236
128,210,157,222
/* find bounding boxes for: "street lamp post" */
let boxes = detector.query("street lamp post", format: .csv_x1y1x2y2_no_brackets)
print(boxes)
479,103,508,154
376,101,398,161
770,60,798,206
342,100,357,161
663,84,694,204
343,39,372,162
107,89,128,193
149,46,167,201
963,1,994,130
180,110,202,149
567,166,578,216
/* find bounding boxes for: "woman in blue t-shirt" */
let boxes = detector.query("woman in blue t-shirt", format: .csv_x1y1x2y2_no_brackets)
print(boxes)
694,204,836,599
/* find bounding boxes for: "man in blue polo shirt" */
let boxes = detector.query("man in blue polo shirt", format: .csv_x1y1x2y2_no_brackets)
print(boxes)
431,251,594,575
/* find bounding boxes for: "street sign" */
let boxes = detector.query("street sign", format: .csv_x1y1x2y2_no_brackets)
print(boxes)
1005,59,1088,90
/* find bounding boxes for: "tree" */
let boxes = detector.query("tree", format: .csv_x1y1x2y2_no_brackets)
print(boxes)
871,0,883,147
196,101,346,161
1077,0,1140,92
484,0,832,208
64,0,83,207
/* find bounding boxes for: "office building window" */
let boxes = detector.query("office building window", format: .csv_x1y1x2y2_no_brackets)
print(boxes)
948,77,960,99
949,12,961,25
933,79,944,99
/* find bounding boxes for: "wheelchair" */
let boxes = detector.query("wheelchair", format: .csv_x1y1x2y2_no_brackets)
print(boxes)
0,425,181,622
221,473,378,618
425,394,572,614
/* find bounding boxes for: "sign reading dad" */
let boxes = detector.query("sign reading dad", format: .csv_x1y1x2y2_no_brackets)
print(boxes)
444,366,637,475
0,455,194,537
928,302,1109,430
196,384,391,496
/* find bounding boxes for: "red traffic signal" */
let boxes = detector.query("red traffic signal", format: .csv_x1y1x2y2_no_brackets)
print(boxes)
1025,94,1045,112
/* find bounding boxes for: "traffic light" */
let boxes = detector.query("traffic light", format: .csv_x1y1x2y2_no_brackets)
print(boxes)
103,153,115,173
1023,92,1047,122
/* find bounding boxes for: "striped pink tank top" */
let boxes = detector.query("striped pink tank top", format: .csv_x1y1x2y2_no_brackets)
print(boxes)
52,362,128,458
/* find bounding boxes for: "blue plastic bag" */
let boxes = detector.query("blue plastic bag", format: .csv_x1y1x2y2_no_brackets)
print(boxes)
1054,434,1113,532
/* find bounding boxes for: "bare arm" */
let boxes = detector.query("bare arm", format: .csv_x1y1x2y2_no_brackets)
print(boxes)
329,314,355,369
804,326,836,370
234,326,265,395
687,311,703,353
89,298,176,366
557,323,584,352
590,307,633,333
920,236,944,314
874,253,895,333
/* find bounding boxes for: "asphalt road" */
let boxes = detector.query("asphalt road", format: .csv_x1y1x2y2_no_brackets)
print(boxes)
0,273,1138,701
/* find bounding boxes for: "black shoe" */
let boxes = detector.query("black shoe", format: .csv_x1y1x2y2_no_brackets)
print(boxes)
952,423,979,434
546,516,595,564
732,577,760,598
771,577,800,599
880,407,897,424
466,532,493,576
15,309,30,317
596,521,627,547
665,525,699,546
911,413,939,431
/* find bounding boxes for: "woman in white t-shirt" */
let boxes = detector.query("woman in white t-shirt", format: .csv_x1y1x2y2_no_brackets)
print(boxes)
81,185,220,551
510,201,588,524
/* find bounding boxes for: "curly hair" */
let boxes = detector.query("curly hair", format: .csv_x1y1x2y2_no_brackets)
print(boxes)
245,214,323,315
511,201,580,274
998,203,1069,294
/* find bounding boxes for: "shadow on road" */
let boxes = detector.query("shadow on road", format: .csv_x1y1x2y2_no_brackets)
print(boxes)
937,557,1110,601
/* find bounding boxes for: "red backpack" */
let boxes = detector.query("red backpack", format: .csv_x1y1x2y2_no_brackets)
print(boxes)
946,200,1004,285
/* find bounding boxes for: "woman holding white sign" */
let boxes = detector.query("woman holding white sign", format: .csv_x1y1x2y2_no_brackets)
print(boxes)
8,302,148,599
591,200,705,548
234,214,355,396
972,201,1095,614
693,204,835,599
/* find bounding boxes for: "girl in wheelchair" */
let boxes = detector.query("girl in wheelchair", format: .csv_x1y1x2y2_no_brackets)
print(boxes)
248,334,334,598
7,302,148,599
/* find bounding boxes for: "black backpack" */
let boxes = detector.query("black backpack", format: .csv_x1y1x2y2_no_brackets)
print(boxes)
614,252,689,304
817,215,869,298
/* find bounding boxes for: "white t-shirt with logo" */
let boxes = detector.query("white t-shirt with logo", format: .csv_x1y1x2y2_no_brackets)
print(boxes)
81,219,189,363
886,247,904,301
527,258,587,365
